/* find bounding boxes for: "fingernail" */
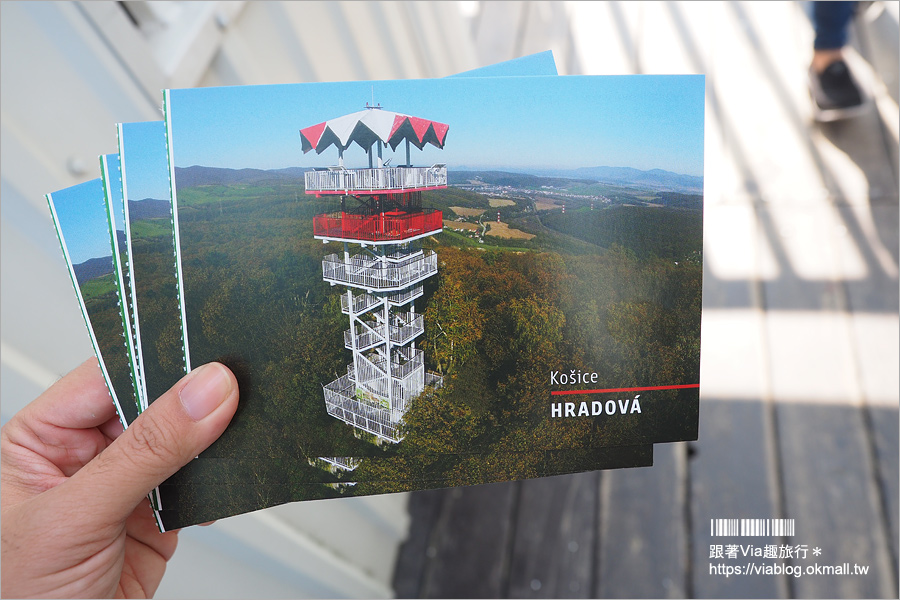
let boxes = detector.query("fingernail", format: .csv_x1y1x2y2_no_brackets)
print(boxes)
179,364,232,421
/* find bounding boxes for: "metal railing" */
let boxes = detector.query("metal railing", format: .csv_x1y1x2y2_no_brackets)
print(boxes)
351,357,425,412
341,291,381,315
387,284,424,306
313,209,443,243
316,457,360,471
358,349,424,383
323,251,437,290
322,368,445,442
340,285,423,315
343,313,424,350
425,372,444,389
306,165,447,194
323,374,401,442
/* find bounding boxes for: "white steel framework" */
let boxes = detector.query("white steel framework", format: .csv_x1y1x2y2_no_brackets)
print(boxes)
305,164,447,195
321,240,442,444
306,105,448,459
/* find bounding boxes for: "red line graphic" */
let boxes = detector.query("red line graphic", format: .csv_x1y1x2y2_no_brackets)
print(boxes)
550,383,700,396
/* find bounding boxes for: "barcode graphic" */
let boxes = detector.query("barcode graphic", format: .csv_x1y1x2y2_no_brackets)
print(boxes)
710,518,795,537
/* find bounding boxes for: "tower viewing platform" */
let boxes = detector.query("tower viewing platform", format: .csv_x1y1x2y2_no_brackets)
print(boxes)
313,208,443,244
305,164,447,195
322,250,437,292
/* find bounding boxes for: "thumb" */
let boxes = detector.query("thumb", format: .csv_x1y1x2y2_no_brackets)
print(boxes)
65,362,238,524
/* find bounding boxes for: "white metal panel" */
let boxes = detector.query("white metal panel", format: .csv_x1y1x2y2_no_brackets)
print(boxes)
277,1,371,82
76,1,166,103
268,494,412,588
157,510,399,599
1,0,160,415
335,2,408,81
199,2,310,86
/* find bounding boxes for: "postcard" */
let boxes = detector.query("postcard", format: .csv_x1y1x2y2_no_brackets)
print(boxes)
154,445,653,529
97,59,688,529
115,119,652,500
164,74,704,466
112,56,653,484
118,121,187,408
46,179,140,428
40,55,669,532
119,51,562,413
100,153,143,411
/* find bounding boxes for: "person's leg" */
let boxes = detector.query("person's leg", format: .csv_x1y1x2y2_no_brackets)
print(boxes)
808,1,866,121
813,1,856,50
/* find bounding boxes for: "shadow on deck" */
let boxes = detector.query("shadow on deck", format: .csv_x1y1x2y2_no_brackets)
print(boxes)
393,400,898,598
393,1,899,598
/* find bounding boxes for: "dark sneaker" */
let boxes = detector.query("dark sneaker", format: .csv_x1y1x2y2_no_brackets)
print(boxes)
809,59,869,122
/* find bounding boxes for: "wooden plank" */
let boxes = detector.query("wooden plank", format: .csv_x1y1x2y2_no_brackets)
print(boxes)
690,399,787,599
814,103,899,207
334,2,406,81
757,205,858,312
393,489,448,598
597,443,686,598
700,2,843,206
854,2,900,106
867,405,899,589
836,204,899,317
851,10,900,187
0,217,94,378
277,1,367,82
777,404,896,598
0,359,53,422
419,482,518,598
506,471,599,598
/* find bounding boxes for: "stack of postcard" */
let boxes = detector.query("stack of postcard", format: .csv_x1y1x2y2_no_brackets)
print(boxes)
45,52,705,532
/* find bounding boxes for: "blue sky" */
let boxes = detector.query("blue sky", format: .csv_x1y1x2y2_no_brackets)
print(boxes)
119,121,171,202
101,153,125,233
167,74,704,178
49,178,112,265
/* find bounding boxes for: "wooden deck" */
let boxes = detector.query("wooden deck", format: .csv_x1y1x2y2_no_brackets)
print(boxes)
392,2,899,598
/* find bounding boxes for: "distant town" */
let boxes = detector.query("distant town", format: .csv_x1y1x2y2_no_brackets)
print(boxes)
454,176,611,208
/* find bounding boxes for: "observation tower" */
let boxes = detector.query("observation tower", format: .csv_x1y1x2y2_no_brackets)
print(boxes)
301,105,446,450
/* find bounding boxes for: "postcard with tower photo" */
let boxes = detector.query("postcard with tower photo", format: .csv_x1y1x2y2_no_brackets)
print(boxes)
46,178,141,429
99,153,144,411
118,50,562,414
118,121,188,410
115,55,655,477
162,74,705,473
116,117,654,502
153,446,655,530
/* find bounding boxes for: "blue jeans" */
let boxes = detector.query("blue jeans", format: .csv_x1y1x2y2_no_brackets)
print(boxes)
813,1,857,50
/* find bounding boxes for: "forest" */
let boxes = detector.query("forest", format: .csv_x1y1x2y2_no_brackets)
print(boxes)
149,171,702,525
127,200,190,402
79,268,140,425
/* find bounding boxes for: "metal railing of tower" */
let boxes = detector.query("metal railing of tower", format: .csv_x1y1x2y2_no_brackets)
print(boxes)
305,165,447,194
343,314,424,350
340,285,424,316
322,252,438,290
313,209,443,242
322,374,402,442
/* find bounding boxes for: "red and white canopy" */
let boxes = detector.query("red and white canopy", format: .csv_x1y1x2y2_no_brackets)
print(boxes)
300,108,449,155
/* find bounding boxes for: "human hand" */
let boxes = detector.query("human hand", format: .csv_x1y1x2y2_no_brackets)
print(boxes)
1,359,239,598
